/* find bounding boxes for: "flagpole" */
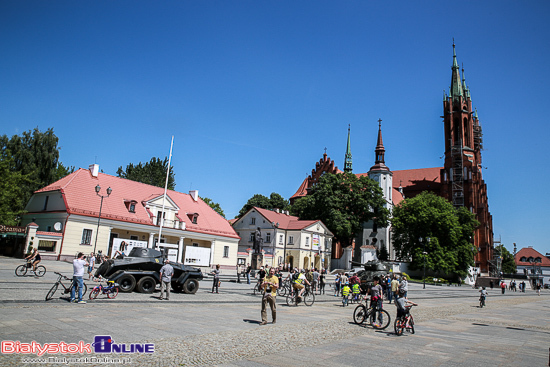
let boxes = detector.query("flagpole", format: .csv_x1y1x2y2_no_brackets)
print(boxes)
156,136,174,250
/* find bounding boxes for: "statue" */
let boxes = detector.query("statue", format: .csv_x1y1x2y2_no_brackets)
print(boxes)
252,227,264,269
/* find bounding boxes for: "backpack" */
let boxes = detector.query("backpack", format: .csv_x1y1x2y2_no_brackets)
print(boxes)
292,272,300,281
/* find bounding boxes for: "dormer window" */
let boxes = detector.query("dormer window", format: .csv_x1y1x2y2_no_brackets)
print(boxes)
124,200,138,213
187,212,199,224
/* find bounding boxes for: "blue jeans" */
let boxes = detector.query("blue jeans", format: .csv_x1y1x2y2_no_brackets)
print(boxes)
71,276,84,302
246,273,250,284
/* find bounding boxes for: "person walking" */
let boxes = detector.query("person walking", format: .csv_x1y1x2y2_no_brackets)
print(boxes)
399,275,409,298
334,273,341,297
259,267,279,325
159,258,174,300
391,276,399,304
211,264,221,293
88,252,96,280
70,252,89,304
236,264,241,284
319,270,326,295
500,280,506,294
246,263,252,284
311,268,319,292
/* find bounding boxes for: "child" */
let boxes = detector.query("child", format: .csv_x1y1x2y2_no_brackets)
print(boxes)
341,282,351,307
352,282,361,302
395,289,417,326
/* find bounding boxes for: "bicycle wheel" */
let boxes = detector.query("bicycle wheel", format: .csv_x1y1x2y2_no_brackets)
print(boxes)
479,299,483,308
286,294,296,307
15,265,27,277
371,309,391,330
89,287,100,300
353,305,367,325
45,283,59,301
394,317,404,336
303,291,315,306
70,282,88,297
34,266,46,277
107,287,119,299
408,315,415,334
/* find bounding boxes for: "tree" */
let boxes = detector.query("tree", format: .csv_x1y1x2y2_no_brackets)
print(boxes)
238,192,290,218
201,197,225,218
0,128,72,224
117,157,175,190
500,246,517,274
290,173,390,248
391,191,479,278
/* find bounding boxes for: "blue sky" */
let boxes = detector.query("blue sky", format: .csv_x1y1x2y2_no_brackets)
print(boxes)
1,1,549,256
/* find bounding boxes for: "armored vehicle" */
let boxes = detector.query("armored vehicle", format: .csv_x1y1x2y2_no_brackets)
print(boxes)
94,247,203,294
350,259,391,293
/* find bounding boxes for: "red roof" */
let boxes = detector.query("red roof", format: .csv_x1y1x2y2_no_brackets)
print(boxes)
252,207,328,232
514,247,550,267
34,168,239,239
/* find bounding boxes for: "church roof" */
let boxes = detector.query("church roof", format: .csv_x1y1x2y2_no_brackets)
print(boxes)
33,168,239,239
514,247,550,267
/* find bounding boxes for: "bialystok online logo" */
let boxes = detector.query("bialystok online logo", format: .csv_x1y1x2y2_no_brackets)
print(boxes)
1,336,154,356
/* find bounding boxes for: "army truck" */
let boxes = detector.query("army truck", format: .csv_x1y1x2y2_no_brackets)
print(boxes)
94,247,203,294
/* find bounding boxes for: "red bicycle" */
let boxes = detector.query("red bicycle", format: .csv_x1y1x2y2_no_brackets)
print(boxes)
89,280,119,300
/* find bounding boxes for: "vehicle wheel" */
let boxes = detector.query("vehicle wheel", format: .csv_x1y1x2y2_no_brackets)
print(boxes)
15,265,27,277
107,287,119,299
45,283,59,301
118,275,136,292
408,316,415,334
353,305,367,325
89,288,100,300
136,276,156,293
372,309,391,330
34,266,46,277
182,278,199,294
304,292,315,306
394,317,404,336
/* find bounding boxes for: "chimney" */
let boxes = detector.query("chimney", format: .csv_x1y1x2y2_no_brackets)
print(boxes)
275,208,280,213
89,164,99,177
189,190,199,202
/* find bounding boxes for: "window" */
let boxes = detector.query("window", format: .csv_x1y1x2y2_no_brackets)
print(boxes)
305,237,309,247
38,240,56,252
250,233,254,242
266,233,271,243
251,217,256,225
279,234,283,244
43,196,49,211
223,246,229,258
130,235,139,241
289,236,294,244
81,229,93,245
129,202,136,213
157,211,165,226
192,243,199,247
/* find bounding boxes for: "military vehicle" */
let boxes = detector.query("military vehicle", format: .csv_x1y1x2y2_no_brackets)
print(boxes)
350,259,391,293
94,247,203,294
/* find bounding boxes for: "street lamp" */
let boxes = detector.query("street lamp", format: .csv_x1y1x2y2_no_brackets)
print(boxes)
93,185,112,254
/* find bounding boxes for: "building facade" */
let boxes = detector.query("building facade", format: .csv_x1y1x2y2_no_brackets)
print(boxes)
232,207,333,270
21,164,240,271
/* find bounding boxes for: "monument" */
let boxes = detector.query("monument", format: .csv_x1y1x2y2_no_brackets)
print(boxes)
251,227,264,270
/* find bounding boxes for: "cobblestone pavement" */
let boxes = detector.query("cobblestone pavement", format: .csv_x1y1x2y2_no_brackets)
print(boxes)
1,256,548,366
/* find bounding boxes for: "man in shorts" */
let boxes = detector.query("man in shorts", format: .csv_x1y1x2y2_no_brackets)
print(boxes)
292,269,310,300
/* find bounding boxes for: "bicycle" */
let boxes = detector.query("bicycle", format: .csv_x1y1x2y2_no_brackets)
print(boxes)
15,260,46,277
350,292,361,304
353,297,391,329
286,284,315,306
394,305,416,335
479,294,486,308
277,279,291,297
89,281,119,300
45,272,88,301
253,279,263,295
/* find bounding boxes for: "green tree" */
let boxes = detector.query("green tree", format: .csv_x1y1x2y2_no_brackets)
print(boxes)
201,197,225,218
1,128,71,224
499,246,517,274
391,191,479,278
117,157,175,190
238,192,290,217
290,173,390,248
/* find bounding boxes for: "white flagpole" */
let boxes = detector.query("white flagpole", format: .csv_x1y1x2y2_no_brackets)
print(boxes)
156,135,174,250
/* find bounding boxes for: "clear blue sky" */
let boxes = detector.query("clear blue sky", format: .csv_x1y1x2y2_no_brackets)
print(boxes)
1,1,549,256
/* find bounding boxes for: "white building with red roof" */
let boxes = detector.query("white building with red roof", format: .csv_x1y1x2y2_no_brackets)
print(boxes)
232,207,333,270
21,164,240,270
514,246,550,288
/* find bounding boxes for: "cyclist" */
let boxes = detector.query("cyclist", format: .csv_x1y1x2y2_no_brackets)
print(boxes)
369,276,385,327
351,281,361,302
341,282,351,306
25,247,41,272
395,289,417,326
292,269,310,301
479,286,488,305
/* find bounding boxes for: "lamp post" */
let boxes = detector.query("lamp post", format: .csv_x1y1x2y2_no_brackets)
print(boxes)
93,185,112,254
421,237,430,289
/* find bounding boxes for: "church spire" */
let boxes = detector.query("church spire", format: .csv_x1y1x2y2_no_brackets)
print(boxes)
462,64,471,99
450,40,463,101
344,124,353,173
369,118,389,172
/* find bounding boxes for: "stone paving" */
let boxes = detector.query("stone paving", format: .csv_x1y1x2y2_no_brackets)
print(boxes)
0,256,548,366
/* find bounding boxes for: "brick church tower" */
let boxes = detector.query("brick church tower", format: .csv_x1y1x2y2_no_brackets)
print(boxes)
440,42,494,273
